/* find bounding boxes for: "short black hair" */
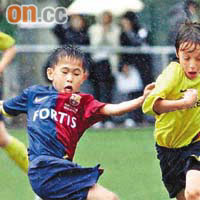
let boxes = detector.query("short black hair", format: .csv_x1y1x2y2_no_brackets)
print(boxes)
122,11,140,33
185,0,199,10
175,21,200,52
43,45,87,83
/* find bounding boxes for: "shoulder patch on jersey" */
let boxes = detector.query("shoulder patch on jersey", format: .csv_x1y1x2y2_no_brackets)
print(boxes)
69,94,81,106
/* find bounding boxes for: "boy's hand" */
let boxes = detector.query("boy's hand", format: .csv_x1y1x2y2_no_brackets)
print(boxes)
183,89,198,108
143,82,155,99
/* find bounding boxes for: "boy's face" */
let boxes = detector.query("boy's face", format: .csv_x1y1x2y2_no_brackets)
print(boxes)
176,42,200,80
47,56,87,93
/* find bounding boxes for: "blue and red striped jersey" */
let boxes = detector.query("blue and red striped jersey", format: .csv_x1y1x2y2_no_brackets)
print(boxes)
3,85,106,161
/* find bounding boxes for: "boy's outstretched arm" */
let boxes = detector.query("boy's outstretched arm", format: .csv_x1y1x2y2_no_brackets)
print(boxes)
100,82,155,116
0,45,17,73
153,89,198,114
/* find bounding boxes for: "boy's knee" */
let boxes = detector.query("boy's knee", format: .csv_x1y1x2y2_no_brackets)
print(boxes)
87,184,120,200
185,188,200,200
101,191,119,200
110,192,119,200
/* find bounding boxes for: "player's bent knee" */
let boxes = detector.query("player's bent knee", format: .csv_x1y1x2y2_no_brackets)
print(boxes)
110,193,119,200
87,184,120,200
105,191,119,200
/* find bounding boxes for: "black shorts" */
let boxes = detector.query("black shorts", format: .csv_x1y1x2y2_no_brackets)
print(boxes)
156,142,200,198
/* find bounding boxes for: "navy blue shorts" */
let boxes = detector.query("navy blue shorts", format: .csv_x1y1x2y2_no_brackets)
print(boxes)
28,155,102,200
156,142,200,198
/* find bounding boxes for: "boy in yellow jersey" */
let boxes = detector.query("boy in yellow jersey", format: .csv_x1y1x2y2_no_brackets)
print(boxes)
0,32,43,200
143,21,200,200
0,32,28,173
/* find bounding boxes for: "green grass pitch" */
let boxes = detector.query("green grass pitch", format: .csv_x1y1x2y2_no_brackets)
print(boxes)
0,127,171,200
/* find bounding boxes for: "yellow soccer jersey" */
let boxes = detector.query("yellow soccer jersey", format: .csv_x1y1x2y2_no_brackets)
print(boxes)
143,61,200,148
0,32,15,50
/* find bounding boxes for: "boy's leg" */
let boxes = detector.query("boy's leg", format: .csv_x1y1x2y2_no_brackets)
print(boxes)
87,184,119,200
176,189,186,200
0,121,28,173
185,169,200,200
34,194,42,200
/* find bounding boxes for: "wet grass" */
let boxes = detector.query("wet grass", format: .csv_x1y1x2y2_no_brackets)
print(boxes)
0,127,170,200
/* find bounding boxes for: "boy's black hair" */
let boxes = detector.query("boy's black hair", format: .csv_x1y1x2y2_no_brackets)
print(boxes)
43,45,88,83
122,11,140,33
175,21,200,52
184,0,199,12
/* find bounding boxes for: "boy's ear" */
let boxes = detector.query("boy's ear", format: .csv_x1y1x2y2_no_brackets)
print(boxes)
47,68,54,81
83,71,88,81
176,50,179,58
80,71,88,85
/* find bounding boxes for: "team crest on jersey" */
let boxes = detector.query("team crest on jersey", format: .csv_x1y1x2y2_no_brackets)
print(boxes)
69,94,81,106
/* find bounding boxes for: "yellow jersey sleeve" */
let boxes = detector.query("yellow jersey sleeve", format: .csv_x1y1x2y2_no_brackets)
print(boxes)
0,101,12,117
0,32,15,50
142,62,182,115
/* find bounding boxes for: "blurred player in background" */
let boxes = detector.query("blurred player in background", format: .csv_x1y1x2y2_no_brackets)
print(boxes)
0,45,154,200
143,21,200,200
0,31,28,172
0,31,44,200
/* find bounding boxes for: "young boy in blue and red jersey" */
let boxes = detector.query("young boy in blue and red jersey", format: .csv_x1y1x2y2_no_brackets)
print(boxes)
0,45,154,200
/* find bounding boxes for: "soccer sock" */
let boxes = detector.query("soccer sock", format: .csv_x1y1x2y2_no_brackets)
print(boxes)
2,136,28,173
